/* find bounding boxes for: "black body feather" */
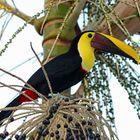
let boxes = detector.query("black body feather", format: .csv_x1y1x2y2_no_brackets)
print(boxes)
0,33,84,122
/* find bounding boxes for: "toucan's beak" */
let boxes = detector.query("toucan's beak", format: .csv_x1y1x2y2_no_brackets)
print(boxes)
91,32,140,64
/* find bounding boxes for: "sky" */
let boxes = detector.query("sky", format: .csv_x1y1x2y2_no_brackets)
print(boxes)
0,0,140,139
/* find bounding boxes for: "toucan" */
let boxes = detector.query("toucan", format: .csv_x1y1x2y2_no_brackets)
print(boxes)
0,31,139,123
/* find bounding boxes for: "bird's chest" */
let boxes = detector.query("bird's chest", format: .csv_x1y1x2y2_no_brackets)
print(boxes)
78,44,95,72
81,53,94,72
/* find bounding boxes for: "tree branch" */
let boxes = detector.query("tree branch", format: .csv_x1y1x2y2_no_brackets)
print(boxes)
67,0,86,29
63,0,86,33
91,0,140,40
0,0,43,34
0,67,47,101
0,0,33,23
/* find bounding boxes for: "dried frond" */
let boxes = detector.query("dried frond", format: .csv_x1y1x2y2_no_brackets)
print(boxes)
0,96,118,140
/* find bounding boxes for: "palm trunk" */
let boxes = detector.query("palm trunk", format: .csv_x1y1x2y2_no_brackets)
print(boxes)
42,0,75,62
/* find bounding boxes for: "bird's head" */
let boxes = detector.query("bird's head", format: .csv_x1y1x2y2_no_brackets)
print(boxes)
69,31,140,72
71,30,140,64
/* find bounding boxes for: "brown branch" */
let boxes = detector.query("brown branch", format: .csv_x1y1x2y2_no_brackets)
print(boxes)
0,81,39,105
65,0,86,30
0,67,47,101
30,42,54,97
93,0,140,39
0,0,34,23
0,0,44,34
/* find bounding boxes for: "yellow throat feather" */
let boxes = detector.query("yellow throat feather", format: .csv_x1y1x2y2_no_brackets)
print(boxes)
78,32,95,72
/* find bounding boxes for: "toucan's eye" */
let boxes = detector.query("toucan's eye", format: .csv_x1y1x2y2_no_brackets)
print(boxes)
88,33,92,38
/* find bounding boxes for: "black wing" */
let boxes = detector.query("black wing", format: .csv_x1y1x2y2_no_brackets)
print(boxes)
23,53,83,95
45,53,82,77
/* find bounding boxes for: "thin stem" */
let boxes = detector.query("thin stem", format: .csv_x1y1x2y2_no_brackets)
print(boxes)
30,42,53,97
0,81,39,105
0,67,47,102
0,0,34,24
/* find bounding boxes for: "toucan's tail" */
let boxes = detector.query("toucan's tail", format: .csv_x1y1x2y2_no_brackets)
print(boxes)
0,90,38,123
0,96,20,123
